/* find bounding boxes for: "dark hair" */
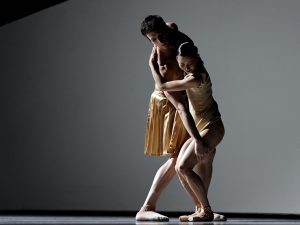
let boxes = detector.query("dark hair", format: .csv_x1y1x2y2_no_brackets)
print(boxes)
141,15,168,36
166,22,178,31
178,42,199,57
140,15,194,51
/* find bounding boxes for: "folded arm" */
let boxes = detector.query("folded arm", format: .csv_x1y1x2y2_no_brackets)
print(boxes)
149,47,201,91
148,47,208,159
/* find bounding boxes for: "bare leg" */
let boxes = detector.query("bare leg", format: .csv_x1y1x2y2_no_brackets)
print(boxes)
143,157,177,206
177,150,216,221
177,139,214,221
193,150,226,221
178,140,210,206
195,121,226,221
176,140,206,222
194,121,224,193
177,120,225,222
176,138,201,206
193,152,214,193
137,90,193,221
136,157,177,221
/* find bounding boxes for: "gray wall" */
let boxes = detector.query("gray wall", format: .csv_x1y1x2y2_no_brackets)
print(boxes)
1,0,300,213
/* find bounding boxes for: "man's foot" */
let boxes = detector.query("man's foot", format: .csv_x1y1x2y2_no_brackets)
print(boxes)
135,205,169,222
213,212,227,221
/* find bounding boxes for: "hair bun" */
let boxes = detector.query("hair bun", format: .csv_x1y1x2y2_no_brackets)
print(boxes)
178,42,198,56
166,22,178,31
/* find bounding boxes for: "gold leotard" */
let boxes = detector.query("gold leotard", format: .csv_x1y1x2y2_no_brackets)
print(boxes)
185,73,221,132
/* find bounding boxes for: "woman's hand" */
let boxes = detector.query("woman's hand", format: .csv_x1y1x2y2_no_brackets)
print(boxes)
195,139,209,161
149,46,158,67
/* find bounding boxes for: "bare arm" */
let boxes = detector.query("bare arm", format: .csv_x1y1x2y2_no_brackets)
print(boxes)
164,91,202,141
154,75,201,91
148,47,201,138
148,47,208,158
149,47,201,91
164,91,208,160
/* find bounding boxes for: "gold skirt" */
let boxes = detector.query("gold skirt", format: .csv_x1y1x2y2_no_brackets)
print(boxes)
144,90,188,156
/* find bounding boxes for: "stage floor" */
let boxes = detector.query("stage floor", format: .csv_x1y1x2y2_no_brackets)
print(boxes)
1,216,300,225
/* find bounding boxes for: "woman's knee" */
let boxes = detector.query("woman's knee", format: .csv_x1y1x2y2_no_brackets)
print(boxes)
175,151,187,174
175,161,183,175
175,160,191,176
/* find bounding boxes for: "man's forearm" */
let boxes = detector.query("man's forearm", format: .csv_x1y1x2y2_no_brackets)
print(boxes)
150,64,165,86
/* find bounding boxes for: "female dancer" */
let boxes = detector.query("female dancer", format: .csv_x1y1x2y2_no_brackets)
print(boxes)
149,42,225,222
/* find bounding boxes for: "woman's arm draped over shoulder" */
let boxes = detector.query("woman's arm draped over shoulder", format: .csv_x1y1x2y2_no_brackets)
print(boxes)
148,47,209,159
149,47,201,91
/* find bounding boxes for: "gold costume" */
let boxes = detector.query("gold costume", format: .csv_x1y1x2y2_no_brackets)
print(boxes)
144,73,221,156
144,90,188,156
185,73,221,132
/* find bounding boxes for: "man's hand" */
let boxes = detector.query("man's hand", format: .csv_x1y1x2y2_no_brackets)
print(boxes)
149,46,158,67
195,139,209,161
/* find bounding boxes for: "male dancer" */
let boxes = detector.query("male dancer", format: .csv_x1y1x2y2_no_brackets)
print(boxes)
136,15,226,222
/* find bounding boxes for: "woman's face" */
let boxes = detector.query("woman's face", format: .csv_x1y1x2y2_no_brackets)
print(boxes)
146,32,168,48
177,55,198,73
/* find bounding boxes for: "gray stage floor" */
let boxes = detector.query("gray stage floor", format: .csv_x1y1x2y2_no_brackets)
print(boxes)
1,216,300,225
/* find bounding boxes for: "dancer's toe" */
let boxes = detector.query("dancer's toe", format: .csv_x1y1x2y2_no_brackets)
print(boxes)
179,211,198,222
187,206,214,222
136,211,169,221
213,212,227,221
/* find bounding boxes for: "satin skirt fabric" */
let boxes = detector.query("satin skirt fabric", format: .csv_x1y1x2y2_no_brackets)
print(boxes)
144,90,188,156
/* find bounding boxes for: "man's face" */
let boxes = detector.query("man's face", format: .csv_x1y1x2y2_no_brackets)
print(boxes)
146,31,168,48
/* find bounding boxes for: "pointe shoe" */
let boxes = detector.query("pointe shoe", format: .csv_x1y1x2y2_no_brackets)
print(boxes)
180,206,224,222
186,206,214,222
213,212,227,221
179,211,198,222
136,205,169,222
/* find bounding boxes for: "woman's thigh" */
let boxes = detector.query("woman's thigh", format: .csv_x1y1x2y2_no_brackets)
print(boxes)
177,139,198,170
177,119,224,168
200,119,225,150
176,137,193,160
